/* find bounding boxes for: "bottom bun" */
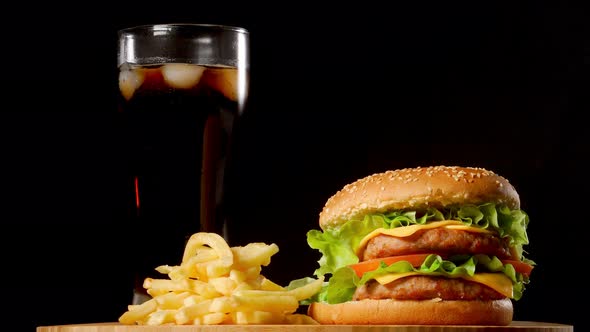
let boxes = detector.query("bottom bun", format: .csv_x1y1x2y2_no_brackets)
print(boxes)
308,298,513,325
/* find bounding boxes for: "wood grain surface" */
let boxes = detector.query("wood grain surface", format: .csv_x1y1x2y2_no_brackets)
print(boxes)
36,321,574,332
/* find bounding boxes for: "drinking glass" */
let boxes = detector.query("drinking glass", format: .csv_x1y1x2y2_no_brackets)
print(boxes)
117,23,249,303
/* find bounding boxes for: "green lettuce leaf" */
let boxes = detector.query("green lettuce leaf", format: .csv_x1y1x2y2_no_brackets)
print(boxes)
307,203,530,276
316,254,529,304
285,277,327,305
307,214,383,276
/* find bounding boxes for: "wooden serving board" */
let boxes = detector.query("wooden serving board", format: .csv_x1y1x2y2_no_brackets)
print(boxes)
37,321,573,332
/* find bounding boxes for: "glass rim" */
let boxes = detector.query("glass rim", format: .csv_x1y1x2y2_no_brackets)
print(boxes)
118,23,249,35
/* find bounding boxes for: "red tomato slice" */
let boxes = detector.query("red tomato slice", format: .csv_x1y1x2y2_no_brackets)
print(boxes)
502,259,534,277
349,254,431,278
349,255,535,278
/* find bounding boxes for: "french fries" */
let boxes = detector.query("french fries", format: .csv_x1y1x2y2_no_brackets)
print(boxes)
119,232,323,325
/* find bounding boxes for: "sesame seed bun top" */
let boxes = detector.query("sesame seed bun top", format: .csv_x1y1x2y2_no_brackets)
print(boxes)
319,166,520,230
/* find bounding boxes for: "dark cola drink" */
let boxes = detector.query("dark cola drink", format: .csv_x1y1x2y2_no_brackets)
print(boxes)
118,63,246,299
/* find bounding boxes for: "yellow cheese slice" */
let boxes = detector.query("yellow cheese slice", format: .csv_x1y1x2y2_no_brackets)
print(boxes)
463,273,514,298
356,221,494,256
374,272,513,298
444,225,494,233
374,272,426,285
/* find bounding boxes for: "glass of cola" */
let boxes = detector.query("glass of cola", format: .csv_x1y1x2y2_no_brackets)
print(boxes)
117,23,249,303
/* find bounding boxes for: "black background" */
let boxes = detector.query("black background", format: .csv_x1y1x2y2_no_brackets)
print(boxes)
2,1,586,331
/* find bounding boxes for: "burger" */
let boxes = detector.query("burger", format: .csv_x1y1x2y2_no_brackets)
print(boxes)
305,166,534,325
